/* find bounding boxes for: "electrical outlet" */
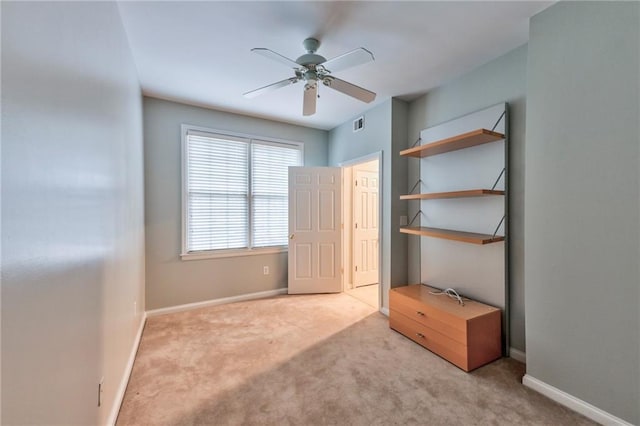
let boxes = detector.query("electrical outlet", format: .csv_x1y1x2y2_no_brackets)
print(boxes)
263,266,269,275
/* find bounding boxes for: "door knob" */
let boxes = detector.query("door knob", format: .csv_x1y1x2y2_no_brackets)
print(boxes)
289,234,295,239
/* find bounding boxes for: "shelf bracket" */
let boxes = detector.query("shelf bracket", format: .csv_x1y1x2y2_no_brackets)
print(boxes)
408,179,423,195
491,111,506,132
408,210,423,227
492,215,506,239
411,137,421,148
491,168,506,190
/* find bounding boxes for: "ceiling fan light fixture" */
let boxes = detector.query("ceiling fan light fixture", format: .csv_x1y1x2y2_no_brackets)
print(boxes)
303,70,318,82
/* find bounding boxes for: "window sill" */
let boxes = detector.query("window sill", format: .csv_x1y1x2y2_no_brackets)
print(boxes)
181,247,288,261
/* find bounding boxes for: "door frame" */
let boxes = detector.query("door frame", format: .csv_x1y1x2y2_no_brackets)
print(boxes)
339,151,383,309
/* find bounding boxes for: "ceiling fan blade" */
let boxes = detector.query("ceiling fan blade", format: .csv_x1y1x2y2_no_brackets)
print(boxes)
243,77,300,98
251,48,300,69
323,77,376,103
303,83,317,116
321,48,374,73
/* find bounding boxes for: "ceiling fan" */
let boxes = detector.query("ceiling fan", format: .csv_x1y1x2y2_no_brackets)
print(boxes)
243,38,376,116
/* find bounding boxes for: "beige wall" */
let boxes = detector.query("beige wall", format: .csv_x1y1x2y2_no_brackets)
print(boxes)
143,97,329,310
355,159,380,172
1,2,145,424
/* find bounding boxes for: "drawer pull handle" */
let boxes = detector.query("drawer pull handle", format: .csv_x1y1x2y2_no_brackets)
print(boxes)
416,333,425,339
416,311,425,316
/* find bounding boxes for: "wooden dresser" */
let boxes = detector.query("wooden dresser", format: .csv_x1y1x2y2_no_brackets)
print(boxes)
389,284,502,372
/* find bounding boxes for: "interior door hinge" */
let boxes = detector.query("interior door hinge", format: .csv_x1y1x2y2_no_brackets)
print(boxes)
355,223,358,229
355,180,358,186
355,265,358,272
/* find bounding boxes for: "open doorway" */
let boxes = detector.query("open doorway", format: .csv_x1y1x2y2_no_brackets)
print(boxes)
341,153,381,310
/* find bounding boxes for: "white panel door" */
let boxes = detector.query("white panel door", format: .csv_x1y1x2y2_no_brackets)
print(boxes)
288,167,342,294
353,170,379,287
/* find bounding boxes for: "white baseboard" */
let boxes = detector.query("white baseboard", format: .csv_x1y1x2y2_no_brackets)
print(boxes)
380,307,389,317
107,313,147,426
509,347,526,363
146,288,288,317
522,374,633,426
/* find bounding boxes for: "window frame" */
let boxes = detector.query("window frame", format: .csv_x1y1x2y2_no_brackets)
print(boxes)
180,124,304,261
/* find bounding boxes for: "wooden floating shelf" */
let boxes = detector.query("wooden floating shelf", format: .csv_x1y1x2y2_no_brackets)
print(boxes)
400,128,505,158
400,189,505,201
399,226,505,245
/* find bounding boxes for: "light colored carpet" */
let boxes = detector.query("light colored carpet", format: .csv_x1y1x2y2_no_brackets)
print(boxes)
117,293,594,426
345,283,379,308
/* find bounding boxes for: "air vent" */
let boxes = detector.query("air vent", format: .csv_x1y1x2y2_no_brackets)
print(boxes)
353,116,365,132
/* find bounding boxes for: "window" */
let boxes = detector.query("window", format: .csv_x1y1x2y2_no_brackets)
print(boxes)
182,126,303,259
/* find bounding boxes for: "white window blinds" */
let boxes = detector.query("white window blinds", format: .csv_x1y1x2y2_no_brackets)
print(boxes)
186,133,249,251
184,129,302,254
251,141,303,248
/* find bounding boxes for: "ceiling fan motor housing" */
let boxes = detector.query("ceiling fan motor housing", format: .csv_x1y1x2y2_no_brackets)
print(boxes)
296,38,326,66
296,53,326,67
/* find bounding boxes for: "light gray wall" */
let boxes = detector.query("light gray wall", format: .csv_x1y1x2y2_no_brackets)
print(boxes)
391,99,409,288
1,2,145,424
407,45,527,351
143,97,328,310
525,2,639,423
328,98,409,310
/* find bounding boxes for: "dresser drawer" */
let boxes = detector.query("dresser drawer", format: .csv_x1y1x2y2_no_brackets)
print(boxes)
389,285,502,372
390,289,466,344
390,309,468,370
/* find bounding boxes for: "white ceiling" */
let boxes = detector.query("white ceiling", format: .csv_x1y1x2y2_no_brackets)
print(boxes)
117,1,552,130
